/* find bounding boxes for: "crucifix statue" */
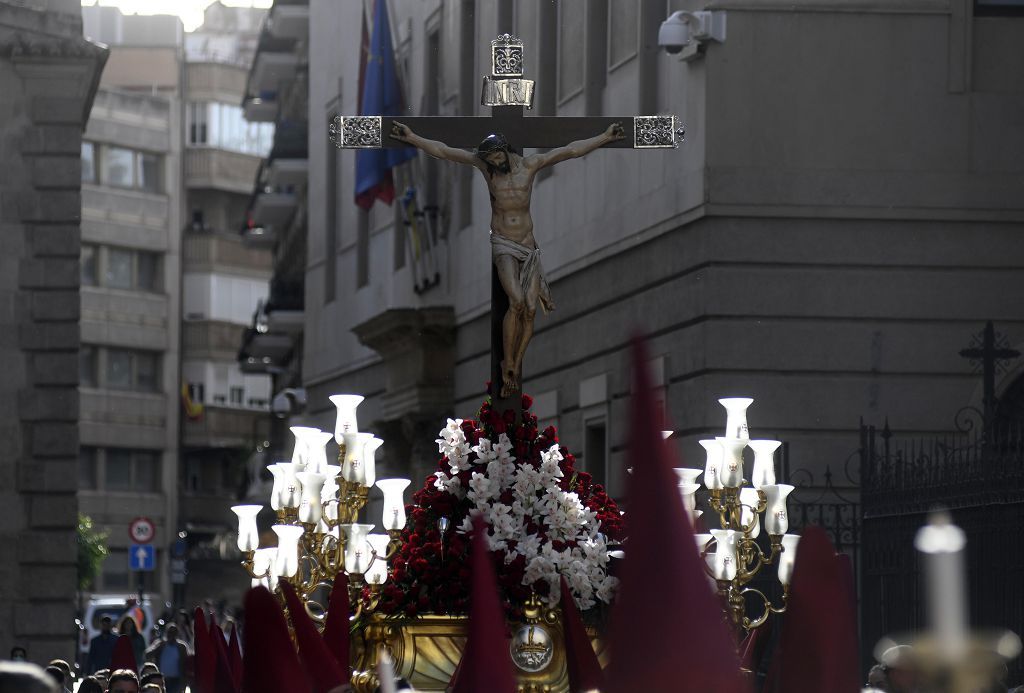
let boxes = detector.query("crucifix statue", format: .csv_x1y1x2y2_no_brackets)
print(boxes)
390,119,625,397
331,34,683,409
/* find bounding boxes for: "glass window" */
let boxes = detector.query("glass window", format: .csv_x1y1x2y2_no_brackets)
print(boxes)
106,349,133,390
134,451,160,492
105,248,133,289
80,345,97,388
135,352,159,392
230,386,243,405
608,0,638,68
82,142,96,184
189,102,208,144
103,146,135,187
81,244,97,286
558,0,585,101
101,549,129,590
79,447,98,490
137,153,162,193
136,252,159,292
105,449,133,490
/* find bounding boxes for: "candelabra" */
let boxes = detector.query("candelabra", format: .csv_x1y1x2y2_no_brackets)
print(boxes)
230,394,412,625
675,397,798,633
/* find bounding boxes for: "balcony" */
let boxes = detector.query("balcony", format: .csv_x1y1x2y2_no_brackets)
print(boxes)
185,148,262,194
251,190,297,229
267,3,308,42
243,95,277,124
249,50,299,100
182,320,247,360
266,159,307,189
182,404,270,449
182,232,272,274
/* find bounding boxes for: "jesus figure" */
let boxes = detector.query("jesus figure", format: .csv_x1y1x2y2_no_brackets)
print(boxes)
390,120,625,398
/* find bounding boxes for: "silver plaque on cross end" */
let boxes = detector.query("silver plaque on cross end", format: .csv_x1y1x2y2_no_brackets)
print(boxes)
490,33,524,77
329,115,382,149
480,76,535,108
633,115,686,149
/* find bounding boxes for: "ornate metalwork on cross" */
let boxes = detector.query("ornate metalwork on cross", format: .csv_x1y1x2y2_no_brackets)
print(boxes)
330,34,684,408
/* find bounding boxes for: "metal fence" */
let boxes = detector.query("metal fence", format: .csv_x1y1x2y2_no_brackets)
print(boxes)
859,414,1024,683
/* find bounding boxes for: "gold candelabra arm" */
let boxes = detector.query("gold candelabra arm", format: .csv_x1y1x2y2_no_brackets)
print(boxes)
738,585,788,632
240,550,270,580
385,529,403,560
735,534,781,584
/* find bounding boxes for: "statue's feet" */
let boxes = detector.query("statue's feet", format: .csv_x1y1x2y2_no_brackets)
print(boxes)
500,361,519,398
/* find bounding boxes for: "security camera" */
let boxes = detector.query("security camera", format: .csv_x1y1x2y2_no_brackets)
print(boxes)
658,12,692,54
658,11,727,54
271,387,307,418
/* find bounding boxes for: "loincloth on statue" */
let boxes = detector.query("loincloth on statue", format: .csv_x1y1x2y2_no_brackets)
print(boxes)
490,232,555,314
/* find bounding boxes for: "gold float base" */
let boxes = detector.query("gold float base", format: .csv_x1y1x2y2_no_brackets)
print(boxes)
352,614,608,693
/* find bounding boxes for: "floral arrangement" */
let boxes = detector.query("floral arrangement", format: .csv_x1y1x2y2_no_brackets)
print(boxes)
374,394,624,620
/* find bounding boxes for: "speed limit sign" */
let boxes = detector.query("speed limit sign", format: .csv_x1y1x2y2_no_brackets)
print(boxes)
129,517,156,544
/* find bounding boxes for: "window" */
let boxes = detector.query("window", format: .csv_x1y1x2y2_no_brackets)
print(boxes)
608,0,638,69
187,101,274,155
188,382,205,403
102,549,130,590
79,447,98,490
105,448,133,490
81,244,97,286
81,447,162,493
105,247,134,289
82,142,96,183
974,0,1024,15
584,420,608,489
86,245,161,293
80,345,97,388
136,252,159,292
137,153,162,193
558,0,586,102
105,348,161,392
230,386,244,405
189,102,208,144
103,147,135,188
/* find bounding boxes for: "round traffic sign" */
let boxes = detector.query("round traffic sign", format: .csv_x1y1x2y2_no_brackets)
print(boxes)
129,517,156,544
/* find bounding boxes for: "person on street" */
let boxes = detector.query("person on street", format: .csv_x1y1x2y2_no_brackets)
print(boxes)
86,617,118,674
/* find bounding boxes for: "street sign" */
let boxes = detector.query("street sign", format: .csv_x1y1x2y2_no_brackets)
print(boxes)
129,544,155,572
170,558,187,585
129,517,156,544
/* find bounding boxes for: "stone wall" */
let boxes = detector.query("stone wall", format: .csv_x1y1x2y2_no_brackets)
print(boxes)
0,1,105,663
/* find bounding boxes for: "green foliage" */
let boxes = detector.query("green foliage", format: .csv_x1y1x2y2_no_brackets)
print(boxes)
77,514,108,591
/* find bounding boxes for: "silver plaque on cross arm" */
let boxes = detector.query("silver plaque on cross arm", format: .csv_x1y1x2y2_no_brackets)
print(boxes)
329,115,383,149
491,33,524,77
633,115,686,149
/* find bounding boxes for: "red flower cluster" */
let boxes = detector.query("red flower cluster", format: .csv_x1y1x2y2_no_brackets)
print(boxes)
372,393,624,619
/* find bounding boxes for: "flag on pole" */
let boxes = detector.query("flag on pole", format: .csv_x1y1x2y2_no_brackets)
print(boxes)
355,0,416,209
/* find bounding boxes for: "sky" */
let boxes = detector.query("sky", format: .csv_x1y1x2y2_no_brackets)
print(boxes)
81,0,273,32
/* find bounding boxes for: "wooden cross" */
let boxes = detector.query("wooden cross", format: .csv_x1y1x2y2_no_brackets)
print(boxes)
959,321,1021,429
331,33,682,415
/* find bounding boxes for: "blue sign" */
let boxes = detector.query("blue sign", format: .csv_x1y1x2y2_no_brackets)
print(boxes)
129,544,155,572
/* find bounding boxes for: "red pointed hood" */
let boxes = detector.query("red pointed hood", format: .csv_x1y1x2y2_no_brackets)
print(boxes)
605,337,747,693
449,513,517,693
776,526,860,692
227,624,243,691
560,577,605,692
280,580,348,693
192,607,216,693
321,573,352,675
242,586,308,693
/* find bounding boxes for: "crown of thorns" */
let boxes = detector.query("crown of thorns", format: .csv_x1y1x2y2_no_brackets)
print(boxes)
477,133,512,155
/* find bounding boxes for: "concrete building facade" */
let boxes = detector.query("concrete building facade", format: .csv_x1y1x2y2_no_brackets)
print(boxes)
180,1,275,609
79,86,182,605
292,0,1024,509
0,0,106,662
